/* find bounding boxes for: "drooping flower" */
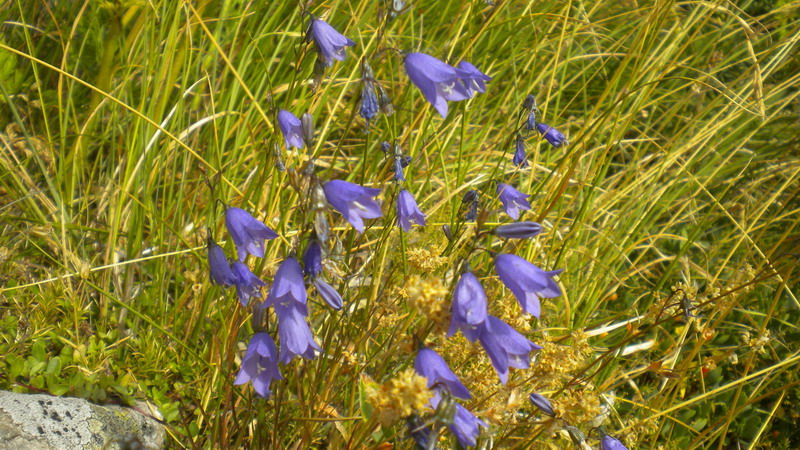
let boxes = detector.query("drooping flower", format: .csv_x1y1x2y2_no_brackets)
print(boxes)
313,278,343,310
478,315,542,384
447,272,487,342
493,222,542,239
275,302,321,364
496,183,531,220
230,261,267,307
207,237,236,287
529,393,556,417
302,240,323,278
494,253,563,317
360,61,379,126
601,435,628,450
525,110,537,131
536,122,567,147
404,52,471,118
277,109,305,149
224,207,278,261
414,346,471,399
323,179,383,233
262,257,307,309
430,392,487,448
456,61,491,97
234,332,282,398
397,189,426,232
513,133,528,167
307,18,356,67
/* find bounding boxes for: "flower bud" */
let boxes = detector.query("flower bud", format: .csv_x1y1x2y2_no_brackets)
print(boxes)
494,222,542,239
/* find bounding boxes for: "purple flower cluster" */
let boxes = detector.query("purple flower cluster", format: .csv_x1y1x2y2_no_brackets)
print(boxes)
404,52,491,118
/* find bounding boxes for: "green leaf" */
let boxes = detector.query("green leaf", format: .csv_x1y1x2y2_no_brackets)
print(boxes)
46,357,62,376
358,377,373,421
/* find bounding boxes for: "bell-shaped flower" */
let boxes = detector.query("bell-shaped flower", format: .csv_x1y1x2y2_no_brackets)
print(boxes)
430,392,487,448
536,122,567,147
207,237,236,287
230,261,267,307
513,133,529,168
493,222,542,239
278,109,305,149
234,332,282,398
303,240,323,278
307,18,355,67
224,207,278,261
529,393,556,417
262,257,307,309
447,272,487,342
313,278,343,310
478,315,542,384
494,253,563,318
275,302,321,364
601,435,628,450
414,346,471,399
404,52,471,118
496,183,531,220
456,61,491,97
323,179,383,233
397,189,426,232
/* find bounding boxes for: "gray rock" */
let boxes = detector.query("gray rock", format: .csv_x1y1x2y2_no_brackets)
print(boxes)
0,391,165,449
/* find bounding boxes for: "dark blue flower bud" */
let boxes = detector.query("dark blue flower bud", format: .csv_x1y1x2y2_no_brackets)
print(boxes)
313,279,343,310
522,94,537,110
536,122,567,147
513,133,529,167
303,240,323,277
494,221,542,239
529,393,556,417
207,237,236,287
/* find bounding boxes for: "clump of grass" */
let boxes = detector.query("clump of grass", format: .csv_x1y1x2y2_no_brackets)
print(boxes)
1,0,799,447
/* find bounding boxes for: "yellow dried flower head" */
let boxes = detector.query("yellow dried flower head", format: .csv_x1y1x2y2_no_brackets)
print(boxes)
407,244,449,272
551,387,601,425
406,275,450,333
366,369,433,426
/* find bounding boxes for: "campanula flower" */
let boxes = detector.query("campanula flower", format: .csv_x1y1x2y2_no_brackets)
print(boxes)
262,257,307,309
522,94,537,111
303,240,323,278
496,183,531,220
525,110,537,131
493,222,542,239
230,261,267,306
224,207,278,261
234,332,282,398
430,392,487,448
275,302,321,364
307,18,355,67
313,279,343,310
447,272,487,342
513,133,528,167
478,315,542,384
278,109,305,149
414,347,471,399
456,61,491,97
601,435,628,450
529,393,556,417
404,52,471,118
494,253,563,317
323,180,383,233
207,237,236,287
360,61,379,126
405,415,432,449
397,189,426,232
536,122,567,147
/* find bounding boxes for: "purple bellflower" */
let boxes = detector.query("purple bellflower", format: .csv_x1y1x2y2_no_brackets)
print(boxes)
430,392,487,448
303,240,323,278
360,61,379,126
262,257,307,310
278,109,305,149
323,180,383,233
313,279,343,310
529,393,556,417
601,435,628,450
275,302,321,364
308,18,355,67
447,272,487,342
397,189,426,232
494,253,563,318
496,183,531,220
513,133,529,168
478,315,542,384
536,122,567,147
525,110,537,131
230,261,267,307
224,207,278,261
404,52,471,118
456,61,491,97
494,222,542,239
414,346,471,400
234,332,282,398
207,237,236,287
